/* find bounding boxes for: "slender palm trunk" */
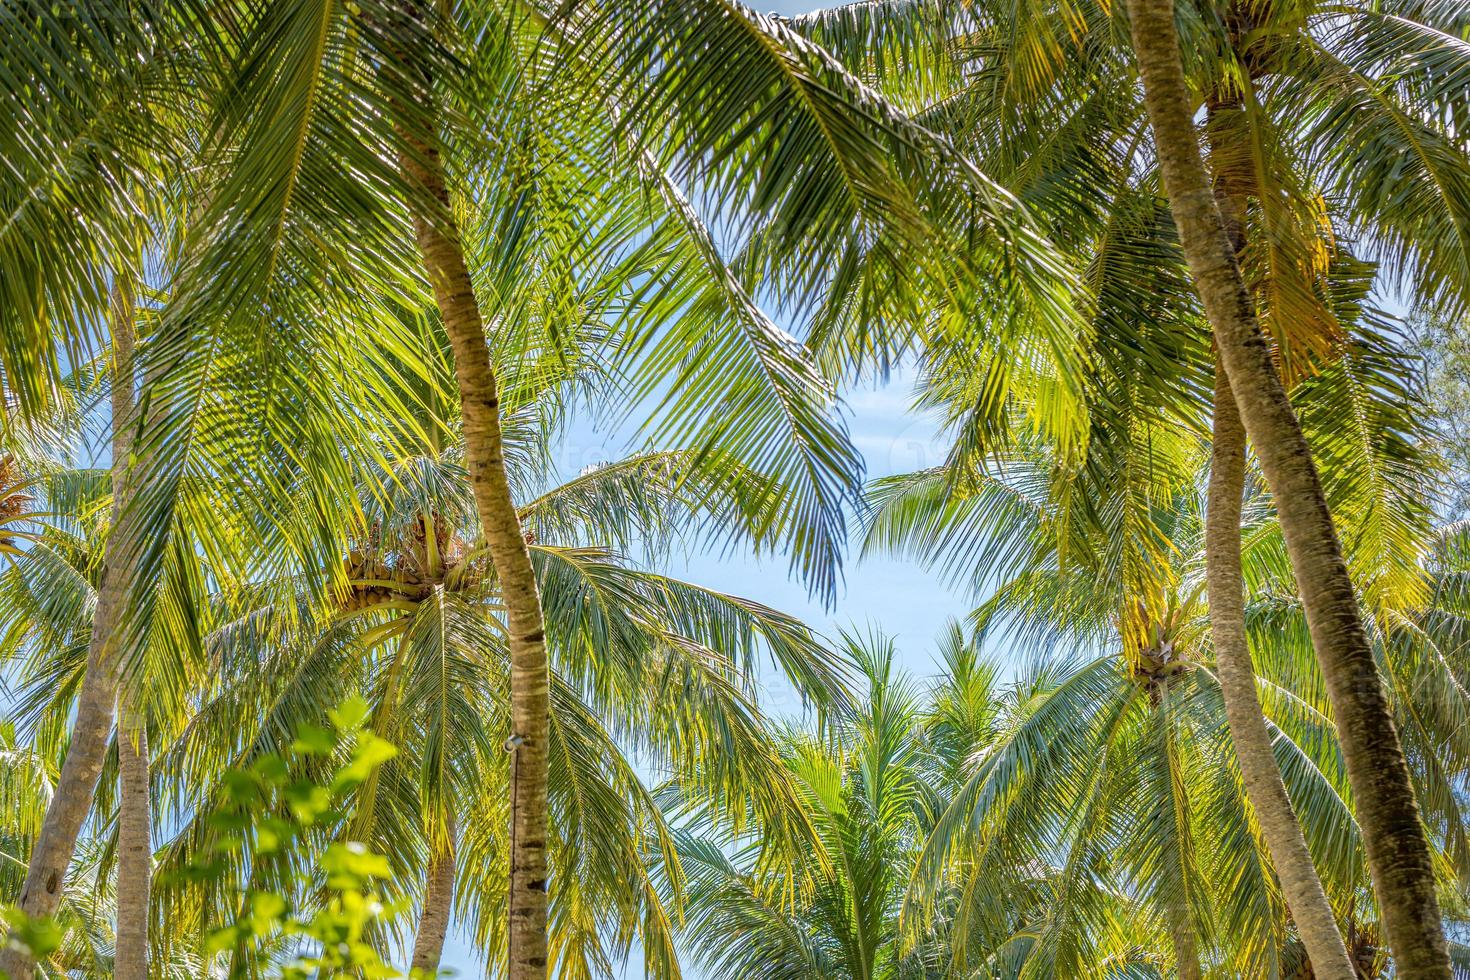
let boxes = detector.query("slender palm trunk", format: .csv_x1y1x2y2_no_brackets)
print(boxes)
1169,898,1203,980
410,820,456,976
1203,135,1356,976
0,282,138,980
114,709,151,980
1125,0,1450,973
396,75,551,980
1209,368,1356,979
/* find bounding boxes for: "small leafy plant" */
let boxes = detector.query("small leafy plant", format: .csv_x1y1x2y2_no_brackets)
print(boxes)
186,695,422,978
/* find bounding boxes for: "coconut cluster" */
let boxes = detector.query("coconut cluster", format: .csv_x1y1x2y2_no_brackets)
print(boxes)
338,514,485,612
0,454,31,548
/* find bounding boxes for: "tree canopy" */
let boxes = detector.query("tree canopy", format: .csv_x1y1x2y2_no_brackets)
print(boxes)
1,0,1468,977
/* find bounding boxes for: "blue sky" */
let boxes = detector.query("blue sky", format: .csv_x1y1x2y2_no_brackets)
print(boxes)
761,0,823,13
552,371,973,671
434,3,986,975
437,375,978,976
765,0,822,13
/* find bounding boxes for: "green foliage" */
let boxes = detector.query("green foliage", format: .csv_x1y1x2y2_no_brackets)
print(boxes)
181,697,415,979
1415,311,1470,518
2,0,1470,977
0,905,63,967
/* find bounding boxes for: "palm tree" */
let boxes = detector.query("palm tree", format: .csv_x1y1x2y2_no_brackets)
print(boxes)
667,630,972,980
852,177,1454,967
670,627,1199,979
1202,92,1354,977
30,305,845,976
1122,3,1453,971
1204,363,1358,977
179,3,1080,974
874,464,1467,975
6,276,143,980
862,307,1470,974
375,14,560,965
0,431,738,976
107,279,151,980
0,302,438,980
407,814,455,975
793,1,1470,971
0,514,213,980
0,7,446,973
888,477,1260,975
141,452,851,976
0,454,238,975
0,6,207,955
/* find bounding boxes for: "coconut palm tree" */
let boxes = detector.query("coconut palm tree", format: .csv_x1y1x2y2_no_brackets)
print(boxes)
0,292,446,980
666,630,965,980
0,306,848,976
669,627,1189,980
864,308,1464,975
0,10,452,973
6,279,143,980
792,1,1470,971
882,469,1261,975
0,700,203,978
0,9,219,958
877,467,1468,976
1118,4,1459,971
0,452,257,975
140,454,851,977
193,4,1086,973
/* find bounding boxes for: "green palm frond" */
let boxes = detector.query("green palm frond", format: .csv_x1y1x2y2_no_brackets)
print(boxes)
0,0,184,418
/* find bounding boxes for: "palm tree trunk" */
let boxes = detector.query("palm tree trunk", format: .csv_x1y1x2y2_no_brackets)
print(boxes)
1202,126,1356,976
0,280,138,980
397,85,551,980
1169,899,1203,980
1209,367,1357,979
410,820,456,976
114,709,151,980
1124,0,1450,974
1164,881,1199,980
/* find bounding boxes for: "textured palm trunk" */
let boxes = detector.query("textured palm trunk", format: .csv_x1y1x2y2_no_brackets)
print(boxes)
1203,140,1357,976
0,282,138,980
398,100,551,980
410,822,456,976
1209,368,1356,979
1125,0,1450,974
1168,894,1203,980
114,710,151,980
